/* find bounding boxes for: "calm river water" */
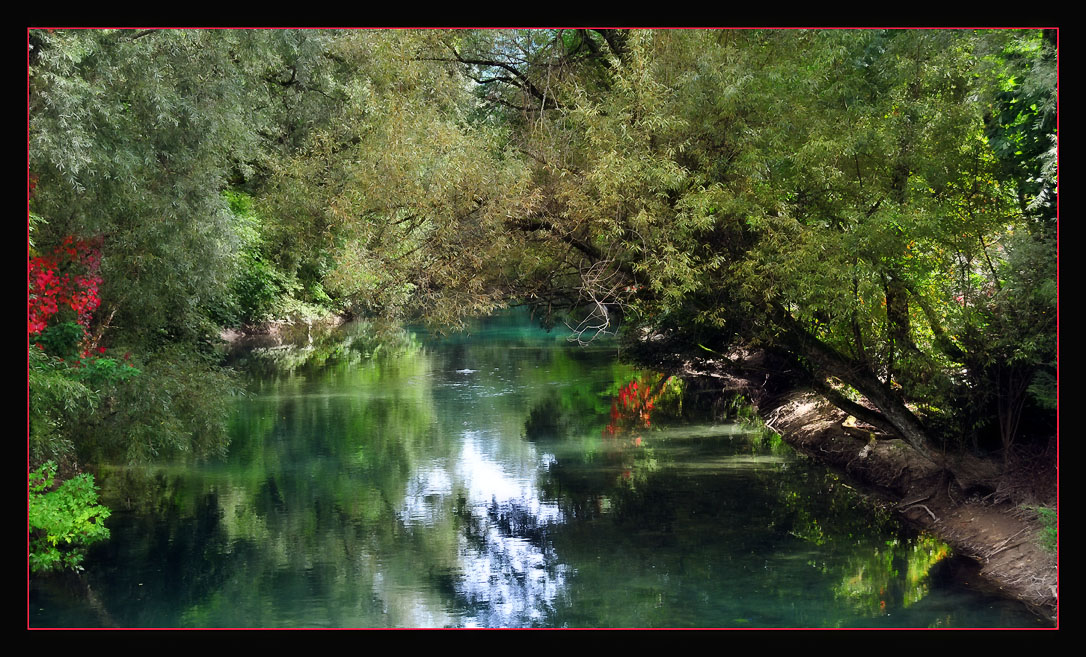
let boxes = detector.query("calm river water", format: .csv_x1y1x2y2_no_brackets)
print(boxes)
29,312,1046,628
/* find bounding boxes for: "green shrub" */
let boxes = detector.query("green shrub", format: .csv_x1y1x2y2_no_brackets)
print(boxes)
70,346,234,464
35,320,85,360
28,347,98,469
1035,506,1057,552
28,461,111,573
232,254,291,324
73,356,142,386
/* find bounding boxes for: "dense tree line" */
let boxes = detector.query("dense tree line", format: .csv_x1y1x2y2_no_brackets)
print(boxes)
27,29,1056,570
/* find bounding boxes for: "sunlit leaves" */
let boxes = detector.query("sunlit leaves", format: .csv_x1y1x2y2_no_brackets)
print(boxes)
28,461,111,573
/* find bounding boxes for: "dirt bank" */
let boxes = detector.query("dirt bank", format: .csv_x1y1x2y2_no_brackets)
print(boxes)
661,348,1059,625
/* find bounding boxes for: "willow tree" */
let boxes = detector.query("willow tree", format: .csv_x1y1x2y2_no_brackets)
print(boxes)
31,29,319,345
452,29,1054,464
28,28,1053,469
734,30,1057,460
258,30,534,330
28,29,334,464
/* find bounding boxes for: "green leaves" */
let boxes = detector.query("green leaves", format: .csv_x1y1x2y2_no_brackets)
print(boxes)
26,29,1055,469
28,461,111,574
30,29,321,345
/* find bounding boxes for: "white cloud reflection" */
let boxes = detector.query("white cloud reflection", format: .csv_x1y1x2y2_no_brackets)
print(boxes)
397,430,568,626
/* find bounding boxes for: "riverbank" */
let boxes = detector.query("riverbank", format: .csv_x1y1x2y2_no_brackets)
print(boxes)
219,312,348,349
638,345,1058,625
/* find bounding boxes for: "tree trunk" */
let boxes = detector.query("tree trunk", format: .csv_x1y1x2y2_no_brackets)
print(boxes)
773,306,942,465
996,363,1032,464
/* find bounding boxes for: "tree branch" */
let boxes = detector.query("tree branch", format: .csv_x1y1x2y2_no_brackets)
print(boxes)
446,45,561,109
512,218,603,262
593,29,629,61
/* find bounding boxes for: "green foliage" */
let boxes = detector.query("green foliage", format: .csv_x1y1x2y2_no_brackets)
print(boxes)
1027,370,1057,411
35,321,85,360
29,29,333,347
1033,506,1057,552
27,29,1055,474
69,346,235,464
29,340,143,470
984,31,1057,225
28,31,326,489
232,254,290,324
260,30,527,329
468,29,1055,457
215,189,342,326
224,189,255,216
947,31,1059,452
28,461,111,573
29,346,97,468
72,356,142,386
217,190,290,325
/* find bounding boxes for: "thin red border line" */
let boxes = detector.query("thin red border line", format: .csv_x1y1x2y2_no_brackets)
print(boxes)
1053,25,1060,632
21,24,1059,629
26,26,32,631
24,26,1062,29
23,23,1059,634
25,24,1059,629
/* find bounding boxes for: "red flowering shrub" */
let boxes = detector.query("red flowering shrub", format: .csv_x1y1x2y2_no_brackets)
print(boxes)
28,236,103,344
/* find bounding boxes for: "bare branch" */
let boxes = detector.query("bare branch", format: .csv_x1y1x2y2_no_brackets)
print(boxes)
564,259,632,346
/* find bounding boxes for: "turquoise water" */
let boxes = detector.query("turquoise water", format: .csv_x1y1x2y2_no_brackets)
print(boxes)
29,312,1046,627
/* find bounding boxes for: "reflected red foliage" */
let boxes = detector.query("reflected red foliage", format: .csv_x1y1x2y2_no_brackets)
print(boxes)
603,375,672,444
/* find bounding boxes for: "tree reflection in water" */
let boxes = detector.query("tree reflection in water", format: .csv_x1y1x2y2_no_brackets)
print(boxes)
30,313,1046,628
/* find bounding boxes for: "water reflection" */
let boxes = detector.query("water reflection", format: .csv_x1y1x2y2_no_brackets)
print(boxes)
29,312,1048,628
398,428,568,626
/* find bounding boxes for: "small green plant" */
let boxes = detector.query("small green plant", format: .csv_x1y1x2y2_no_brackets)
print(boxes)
28,461,111,573
73,356,142,386
35,320,85,360
1035,506,1057,552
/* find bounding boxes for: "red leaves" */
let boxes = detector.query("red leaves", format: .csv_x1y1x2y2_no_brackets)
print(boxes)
28,235,103,340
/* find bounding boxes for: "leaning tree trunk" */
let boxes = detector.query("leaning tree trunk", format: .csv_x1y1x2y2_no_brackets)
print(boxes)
774,307,942,465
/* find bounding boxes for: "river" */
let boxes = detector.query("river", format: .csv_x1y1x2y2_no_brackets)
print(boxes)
29,311,1046,627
